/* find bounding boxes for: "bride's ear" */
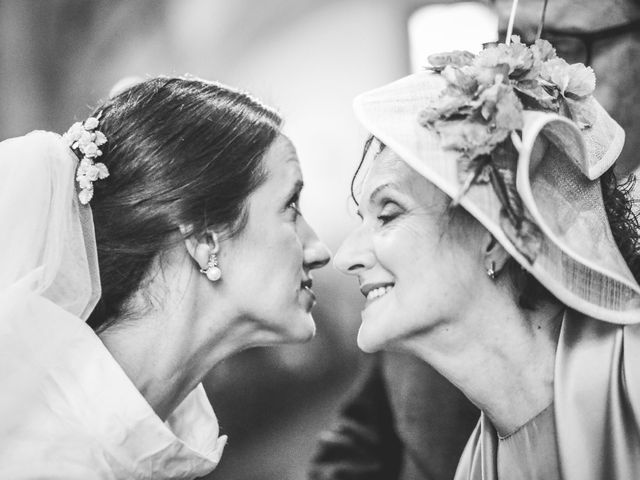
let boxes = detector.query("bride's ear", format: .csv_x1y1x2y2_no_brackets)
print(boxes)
180,225,220,271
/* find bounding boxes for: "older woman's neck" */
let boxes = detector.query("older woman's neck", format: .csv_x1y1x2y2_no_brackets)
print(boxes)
404,294,564,436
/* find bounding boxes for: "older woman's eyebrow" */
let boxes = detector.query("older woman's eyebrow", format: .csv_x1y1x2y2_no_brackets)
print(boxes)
368,183,400,205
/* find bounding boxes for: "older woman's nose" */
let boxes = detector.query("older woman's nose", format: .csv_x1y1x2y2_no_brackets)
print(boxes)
334,227,374,276
301,220,331,271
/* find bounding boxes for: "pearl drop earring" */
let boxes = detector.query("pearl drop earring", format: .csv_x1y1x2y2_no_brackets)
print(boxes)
200,250,222,282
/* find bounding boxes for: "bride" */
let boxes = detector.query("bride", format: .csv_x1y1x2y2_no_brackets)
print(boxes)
0,76,330,479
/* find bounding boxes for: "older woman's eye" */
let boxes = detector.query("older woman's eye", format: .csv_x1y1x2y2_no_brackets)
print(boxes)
377,202,402,225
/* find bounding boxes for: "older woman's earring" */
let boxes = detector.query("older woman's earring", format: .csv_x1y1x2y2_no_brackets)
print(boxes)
486,261,496,280
200,251,222,282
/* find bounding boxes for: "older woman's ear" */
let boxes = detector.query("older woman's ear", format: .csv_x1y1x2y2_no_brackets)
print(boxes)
483,233,510,280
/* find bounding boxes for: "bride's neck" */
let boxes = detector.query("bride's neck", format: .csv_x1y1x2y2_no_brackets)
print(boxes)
403,295,563,436
97,255,253,421
98,308,242,421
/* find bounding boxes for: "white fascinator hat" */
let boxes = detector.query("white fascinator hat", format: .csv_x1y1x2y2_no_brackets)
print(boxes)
353,39,640,324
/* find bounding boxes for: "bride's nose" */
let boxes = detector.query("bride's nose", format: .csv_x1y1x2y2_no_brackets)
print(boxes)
334,226,375,276
301,219,331,271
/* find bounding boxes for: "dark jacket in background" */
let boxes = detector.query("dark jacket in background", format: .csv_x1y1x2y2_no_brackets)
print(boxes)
309,352,479,480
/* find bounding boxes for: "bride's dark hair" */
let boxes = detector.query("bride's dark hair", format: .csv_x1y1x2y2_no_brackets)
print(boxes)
86,76,282,331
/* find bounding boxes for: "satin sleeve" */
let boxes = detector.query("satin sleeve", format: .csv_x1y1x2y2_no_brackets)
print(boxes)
555,309,640,479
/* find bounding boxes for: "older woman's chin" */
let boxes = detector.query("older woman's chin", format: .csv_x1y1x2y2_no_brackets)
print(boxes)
356,321,387,353
357,312,426,354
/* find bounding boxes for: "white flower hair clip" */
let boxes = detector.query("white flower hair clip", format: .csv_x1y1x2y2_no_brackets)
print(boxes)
63,111,109,205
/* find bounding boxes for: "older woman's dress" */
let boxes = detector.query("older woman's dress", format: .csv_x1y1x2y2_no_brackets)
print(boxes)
455,309,640,480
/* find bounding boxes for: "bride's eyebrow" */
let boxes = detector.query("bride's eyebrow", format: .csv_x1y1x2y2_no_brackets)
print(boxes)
283,179,304,201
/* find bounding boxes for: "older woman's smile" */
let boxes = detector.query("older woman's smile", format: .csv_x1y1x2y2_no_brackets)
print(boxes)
361,282,395,302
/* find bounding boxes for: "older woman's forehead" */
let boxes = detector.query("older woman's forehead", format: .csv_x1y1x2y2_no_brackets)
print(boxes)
362,148,445,204
365,148,414,184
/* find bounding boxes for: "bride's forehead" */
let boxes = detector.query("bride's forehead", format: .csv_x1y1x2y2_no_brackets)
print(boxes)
262,136,302,178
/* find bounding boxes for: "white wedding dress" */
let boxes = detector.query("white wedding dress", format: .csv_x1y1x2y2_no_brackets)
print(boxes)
0,132,226,479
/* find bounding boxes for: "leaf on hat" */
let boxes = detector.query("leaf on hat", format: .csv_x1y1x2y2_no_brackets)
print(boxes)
417,91,472,124
456,154,492,186
442,66,478,95
433,119,509,161
493,86,524,131
453,155,494,205
514,80,558,111
427,50,476,72
499,211,543,264
491,139,519,170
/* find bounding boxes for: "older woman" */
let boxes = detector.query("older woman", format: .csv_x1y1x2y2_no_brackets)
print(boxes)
335,38,640,479
0,77,330,479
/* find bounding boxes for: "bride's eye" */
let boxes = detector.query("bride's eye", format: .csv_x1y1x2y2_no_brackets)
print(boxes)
287,193,302,219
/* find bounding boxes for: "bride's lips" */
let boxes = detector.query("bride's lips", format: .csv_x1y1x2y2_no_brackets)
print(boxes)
300,278,316,310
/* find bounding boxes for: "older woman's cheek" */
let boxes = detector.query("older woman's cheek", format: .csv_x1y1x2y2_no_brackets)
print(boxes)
372,228,407,270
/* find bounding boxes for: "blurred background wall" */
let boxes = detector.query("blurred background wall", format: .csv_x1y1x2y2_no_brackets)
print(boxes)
0,1,495,478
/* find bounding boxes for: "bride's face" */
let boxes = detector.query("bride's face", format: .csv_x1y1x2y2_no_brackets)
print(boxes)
219,135,330,343
334,147,483,353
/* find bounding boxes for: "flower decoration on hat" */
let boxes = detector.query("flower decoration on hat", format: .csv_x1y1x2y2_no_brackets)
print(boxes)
418,37,596,262
63,111,109,205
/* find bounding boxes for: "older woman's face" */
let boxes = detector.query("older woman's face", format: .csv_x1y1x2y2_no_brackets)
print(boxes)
220,135,331,343
334,147,482,353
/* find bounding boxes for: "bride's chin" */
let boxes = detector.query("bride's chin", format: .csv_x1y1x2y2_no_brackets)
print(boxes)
278,313,316,344
296,314,317,342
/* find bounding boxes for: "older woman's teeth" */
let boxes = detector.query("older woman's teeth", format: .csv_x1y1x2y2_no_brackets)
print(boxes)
367,286,392,300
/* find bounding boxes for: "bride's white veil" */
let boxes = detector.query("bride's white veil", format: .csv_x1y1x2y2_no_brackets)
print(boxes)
0,130,100,320
0,130,226,474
